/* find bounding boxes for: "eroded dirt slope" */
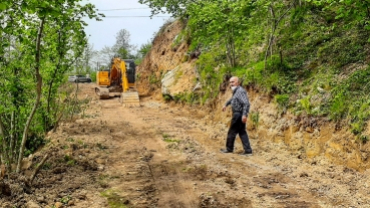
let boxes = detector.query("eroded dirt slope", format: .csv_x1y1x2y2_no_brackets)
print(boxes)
136,20,197,98
136,17,370,174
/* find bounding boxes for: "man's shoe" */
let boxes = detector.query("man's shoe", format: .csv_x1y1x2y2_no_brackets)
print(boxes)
220,149,233,153
240,152,253,156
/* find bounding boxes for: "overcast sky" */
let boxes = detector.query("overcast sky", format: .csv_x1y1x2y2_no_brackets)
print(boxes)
82,0,170,52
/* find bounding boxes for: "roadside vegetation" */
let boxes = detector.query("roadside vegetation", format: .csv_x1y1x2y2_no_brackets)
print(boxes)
0,0,102,177
140,0,370,139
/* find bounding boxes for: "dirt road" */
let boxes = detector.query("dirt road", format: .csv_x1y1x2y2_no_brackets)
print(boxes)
10,83,369,208
58,83,370,208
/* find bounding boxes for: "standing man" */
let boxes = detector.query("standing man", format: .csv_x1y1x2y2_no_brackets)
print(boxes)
221,76,253,156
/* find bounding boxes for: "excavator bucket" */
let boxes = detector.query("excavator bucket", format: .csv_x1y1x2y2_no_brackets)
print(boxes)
95,87,110,99
119,91,140,107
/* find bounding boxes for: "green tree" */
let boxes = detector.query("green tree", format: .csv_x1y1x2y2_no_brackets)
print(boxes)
138,0,201,17
112,29,135,59
305,0,370,29
0,0,102,174
138,41,152,58
187,0,254,67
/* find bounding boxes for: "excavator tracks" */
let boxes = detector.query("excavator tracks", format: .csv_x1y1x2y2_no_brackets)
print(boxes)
119,91,140,107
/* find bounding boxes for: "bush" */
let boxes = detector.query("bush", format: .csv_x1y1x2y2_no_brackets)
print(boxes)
250,111,260,130
275,94,290,114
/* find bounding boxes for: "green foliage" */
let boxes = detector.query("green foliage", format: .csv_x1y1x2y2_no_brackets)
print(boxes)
139,0,196,17
141,0,370,137
64,155,75,166
275,94,290,114
317,31,367,67
42,162,52,170
348,100,370,135
172,30,186,48
113,29,134,59
0,0,103,171
324,67,370,134
172,92,200,104
61,196,72,204
24,134,46,157
89,72,97,82
149,74,160,85
358,135,369,143
162,133,170,139
245,62,264,86
187,0,253,67
307,0,370,30
163,138,180,143
163,94,172,102
250,111,260,130
101,189,129,208
138,41,152,57
243,57,296,94
329,92,346,121
299,96,313,116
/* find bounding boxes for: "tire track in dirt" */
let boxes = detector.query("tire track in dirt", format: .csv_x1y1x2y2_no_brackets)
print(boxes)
47,84,370,208
68,92,327,207
75,84,353,207
93,98,200,208
133,100,325,208
94,97,324,208
4,84,367,207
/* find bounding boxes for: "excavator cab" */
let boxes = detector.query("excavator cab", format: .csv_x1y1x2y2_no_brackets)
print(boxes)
124,59,136,84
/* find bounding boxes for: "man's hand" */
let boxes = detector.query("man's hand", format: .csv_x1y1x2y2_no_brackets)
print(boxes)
222,106,227,112
242,115,247,123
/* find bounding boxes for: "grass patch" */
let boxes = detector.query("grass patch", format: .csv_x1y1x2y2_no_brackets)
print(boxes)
162,134,180,143
250,111,260,130
164,138,180,143
66,137,74,142
97,143,108,150
42,162,52,170
275,94,290,114
64,155,75,166
101,189,129,208
61,195,72,205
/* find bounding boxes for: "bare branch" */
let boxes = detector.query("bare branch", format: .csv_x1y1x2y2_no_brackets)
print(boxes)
28,153,49,185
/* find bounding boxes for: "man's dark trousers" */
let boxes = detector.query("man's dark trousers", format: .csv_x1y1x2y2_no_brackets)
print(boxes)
226,112,252,153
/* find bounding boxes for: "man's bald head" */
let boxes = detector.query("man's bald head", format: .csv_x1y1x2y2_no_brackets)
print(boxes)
229,76,240,87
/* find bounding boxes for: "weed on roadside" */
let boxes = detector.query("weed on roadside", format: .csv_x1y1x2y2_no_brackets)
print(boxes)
101,189,129,208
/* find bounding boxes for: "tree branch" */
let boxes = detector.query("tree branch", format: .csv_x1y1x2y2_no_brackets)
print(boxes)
28,153,49,185
16,17,45,173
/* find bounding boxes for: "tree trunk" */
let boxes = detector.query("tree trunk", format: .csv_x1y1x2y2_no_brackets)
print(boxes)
264,3,294,70
9,111,15,165
0,117,10,171
16,18,45,173
265,5,276,70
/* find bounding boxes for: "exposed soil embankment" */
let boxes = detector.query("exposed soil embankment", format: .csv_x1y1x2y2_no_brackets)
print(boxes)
137,20,370,173
137,20,198,98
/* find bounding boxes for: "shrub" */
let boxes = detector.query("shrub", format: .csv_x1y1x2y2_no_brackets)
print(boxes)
275,94,290,114
250,111,260,130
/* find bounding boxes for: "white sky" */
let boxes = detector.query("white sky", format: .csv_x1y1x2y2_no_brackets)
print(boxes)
82,0,170,52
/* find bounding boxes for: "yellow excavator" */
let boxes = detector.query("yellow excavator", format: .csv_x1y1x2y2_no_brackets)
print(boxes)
95,57,140,106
